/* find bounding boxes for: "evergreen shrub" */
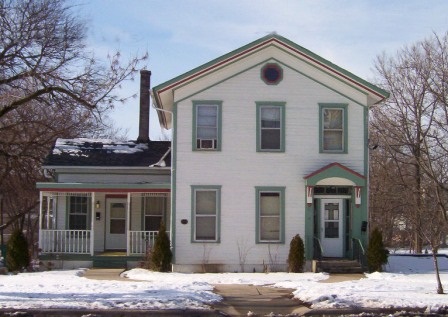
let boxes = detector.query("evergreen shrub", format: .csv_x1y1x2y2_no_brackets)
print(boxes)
149,223,172,272
366,227,388,272
287,234,305,273
6,229,30,272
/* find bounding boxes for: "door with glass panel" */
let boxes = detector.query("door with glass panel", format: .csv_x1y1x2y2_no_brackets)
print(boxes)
105,198,127,250
321,199,343,257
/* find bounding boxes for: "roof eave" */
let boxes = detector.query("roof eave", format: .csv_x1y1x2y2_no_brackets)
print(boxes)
153,33,389,123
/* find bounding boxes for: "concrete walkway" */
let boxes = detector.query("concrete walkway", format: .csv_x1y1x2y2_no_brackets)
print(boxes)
319,273,364,283
83,268,130,281
212,284,310,316
83,269,366,316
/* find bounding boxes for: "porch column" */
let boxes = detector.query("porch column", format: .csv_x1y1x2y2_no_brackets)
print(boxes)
38,191,43,250
355,186,362,207
90,192,95,256
126,193,131,256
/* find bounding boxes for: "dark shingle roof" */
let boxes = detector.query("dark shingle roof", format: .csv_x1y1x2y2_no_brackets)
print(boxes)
43,138,171,167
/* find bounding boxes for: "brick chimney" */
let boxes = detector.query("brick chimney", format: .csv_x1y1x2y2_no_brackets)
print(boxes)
137,69,151,143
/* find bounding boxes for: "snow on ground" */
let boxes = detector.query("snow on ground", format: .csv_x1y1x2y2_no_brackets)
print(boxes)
0,255,446,311
290,255,448,312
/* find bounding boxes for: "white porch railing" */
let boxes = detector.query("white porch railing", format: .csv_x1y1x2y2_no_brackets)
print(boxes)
129,230,161,255
40,229,168,256
40,230,91,254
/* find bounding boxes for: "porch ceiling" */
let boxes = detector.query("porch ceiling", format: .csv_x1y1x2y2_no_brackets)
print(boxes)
36,182,170,192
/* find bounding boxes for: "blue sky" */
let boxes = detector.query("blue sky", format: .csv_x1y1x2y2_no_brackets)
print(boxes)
75,0,448,140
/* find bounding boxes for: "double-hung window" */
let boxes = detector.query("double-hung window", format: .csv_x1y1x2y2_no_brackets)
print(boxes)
256,102,285,152
144,196,166,231
192,186,221,242
68,196,90,230
193,101,222,151
256,187,285,243
319,103,348,153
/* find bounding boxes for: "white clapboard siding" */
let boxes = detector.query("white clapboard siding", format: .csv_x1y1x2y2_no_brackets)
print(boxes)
173,60,367,267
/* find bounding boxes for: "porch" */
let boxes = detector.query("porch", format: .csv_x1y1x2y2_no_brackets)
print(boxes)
38,191,170,258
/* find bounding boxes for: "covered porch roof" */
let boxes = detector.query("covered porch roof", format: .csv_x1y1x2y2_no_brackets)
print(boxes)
304,162,366,187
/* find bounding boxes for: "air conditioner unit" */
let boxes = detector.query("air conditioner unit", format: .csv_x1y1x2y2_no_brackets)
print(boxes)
197,139,216,149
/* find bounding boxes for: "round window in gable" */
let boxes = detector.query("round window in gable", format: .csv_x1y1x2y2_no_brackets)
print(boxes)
261,63,283,85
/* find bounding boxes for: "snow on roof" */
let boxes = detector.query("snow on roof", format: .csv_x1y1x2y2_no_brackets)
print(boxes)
53,138,148,156
44,138,171,167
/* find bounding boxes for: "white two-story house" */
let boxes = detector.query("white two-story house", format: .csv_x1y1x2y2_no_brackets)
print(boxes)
152,33,388,272
37,34,387,271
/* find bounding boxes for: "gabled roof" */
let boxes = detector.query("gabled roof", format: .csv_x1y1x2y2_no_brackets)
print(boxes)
152,33,389,129
43,138,171,168
304,162,365,186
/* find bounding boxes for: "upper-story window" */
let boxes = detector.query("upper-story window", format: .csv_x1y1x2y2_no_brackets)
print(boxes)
319,103,348,153
256,102,286,152
193,101,222,151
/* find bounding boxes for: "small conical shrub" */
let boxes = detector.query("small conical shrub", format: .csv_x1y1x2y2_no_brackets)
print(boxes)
366,227,388,272
6,229,30,272
150,223,172,272
287,234,305,273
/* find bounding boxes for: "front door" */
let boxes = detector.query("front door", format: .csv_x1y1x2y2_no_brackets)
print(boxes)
105,199,127,250
321,198,343,257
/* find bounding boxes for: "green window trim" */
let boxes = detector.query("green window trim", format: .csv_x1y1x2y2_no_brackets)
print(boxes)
256,102,286,152
192,101,222,151
255,186,285,244
191,185,221,243
319,103,348,154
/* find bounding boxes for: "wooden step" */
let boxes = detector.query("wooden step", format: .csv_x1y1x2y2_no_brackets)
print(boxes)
315,259,364,273
92,256,127,269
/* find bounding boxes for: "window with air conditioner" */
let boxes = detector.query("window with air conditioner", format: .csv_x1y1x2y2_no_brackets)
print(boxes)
193,101,222,151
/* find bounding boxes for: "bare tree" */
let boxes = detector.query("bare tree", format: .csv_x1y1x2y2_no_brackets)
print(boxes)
0,0,146,246
371,31,448,293
0,0,146,119
371,32,448,252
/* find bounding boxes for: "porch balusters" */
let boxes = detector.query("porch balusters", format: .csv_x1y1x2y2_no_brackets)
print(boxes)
128,231,167,255
40,230,91,254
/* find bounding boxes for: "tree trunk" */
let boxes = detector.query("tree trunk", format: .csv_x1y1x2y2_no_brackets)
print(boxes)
431,248,444,294
414,232,423,254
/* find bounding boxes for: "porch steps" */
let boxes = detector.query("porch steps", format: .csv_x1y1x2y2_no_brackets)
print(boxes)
315,259,364,274
92,256,127,269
